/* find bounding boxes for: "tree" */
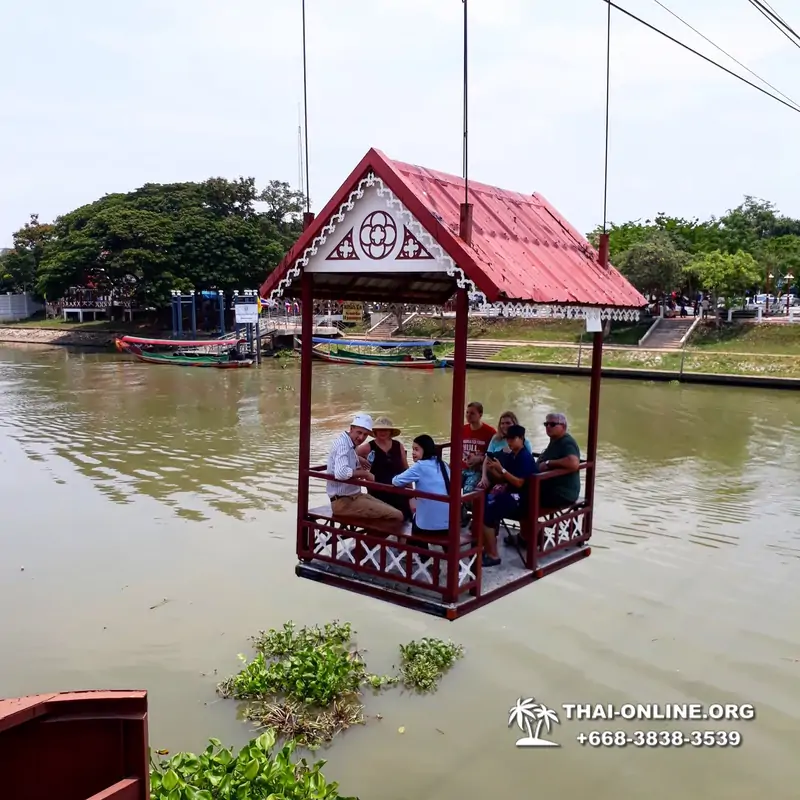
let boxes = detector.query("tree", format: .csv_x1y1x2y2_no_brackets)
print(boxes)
756,235,800,288
31,177,303,304
259,180,306,229
615,231,690,297
684,249,761,320
0,213,54,292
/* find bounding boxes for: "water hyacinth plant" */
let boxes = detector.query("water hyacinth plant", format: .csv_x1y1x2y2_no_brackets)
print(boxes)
216,621,465,746
398,638,465,693
217,621,396,746
149,729,356,799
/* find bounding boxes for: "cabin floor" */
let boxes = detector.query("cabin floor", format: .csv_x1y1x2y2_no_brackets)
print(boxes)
296,528,590,616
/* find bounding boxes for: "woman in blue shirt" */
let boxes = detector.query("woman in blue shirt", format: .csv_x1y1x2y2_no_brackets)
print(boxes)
392,434,451,546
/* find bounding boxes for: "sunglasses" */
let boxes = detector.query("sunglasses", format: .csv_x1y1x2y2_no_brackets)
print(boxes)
543,421,561,428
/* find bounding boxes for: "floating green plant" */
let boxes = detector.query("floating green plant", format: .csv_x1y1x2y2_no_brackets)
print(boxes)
217,621,464,746
150,730,356,799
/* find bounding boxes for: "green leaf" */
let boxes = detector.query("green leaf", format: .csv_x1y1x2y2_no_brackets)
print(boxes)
242,758,260,781
255,730,276,752
162,769,180,792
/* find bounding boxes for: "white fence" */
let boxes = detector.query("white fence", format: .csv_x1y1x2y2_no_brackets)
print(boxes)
0,292,43,322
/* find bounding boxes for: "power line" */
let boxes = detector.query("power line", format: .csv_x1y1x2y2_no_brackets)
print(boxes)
746,0,800,49
602,1,800,115
758,0,800,39
462,0,469,205
301,0,311,213
649,0,800,110
602,0,611,232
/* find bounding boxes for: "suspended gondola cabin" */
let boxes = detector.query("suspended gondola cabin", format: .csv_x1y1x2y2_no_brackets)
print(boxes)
260,148,646,620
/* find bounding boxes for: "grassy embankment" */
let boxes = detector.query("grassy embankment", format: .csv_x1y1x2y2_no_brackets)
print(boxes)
401,315,646,345
0,316,164,333
403,317,800,379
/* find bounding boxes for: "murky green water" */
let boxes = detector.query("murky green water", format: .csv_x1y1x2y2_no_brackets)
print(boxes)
2,344,800,799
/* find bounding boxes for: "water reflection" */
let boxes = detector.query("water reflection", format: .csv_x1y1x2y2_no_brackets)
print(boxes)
1,348,799,554
3,345,800,799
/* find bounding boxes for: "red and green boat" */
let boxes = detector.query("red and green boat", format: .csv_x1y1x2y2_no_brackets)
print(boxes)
115,336,254,369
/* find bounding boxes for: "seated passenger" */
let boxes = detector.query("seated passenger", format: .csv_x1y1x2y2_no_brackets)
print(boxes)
326,414,405,523
537,412,581,509
355,416,412,521
478,410,533,489
461,400,496,493
392,434,451,548
480,424,538,567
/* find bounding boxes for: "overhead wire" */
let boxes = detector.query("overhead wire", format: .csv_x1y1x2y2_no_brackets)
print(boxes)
301,0,311,213
462,0,469,205
601,1,800,115
746,0,800,48
649,0,800,110
602,0,611,233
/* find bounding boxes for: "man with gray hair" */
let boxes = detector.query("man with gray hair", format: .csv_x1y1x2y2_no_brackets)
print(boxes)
326,413,405,522
537,412,581,508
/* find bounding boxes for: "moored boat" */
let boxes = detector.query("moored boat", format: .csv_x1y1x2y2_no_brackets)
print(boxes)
309,337,446,369
116,335,254,369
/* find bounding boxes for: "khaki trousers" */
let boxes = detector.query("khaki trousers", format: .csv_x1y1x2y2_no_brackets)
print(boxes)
331,493,404,522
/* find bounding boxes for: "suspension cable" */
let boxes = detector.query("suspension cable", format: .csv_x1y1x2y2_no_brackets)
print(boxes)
601,1,800,115
462,0,469,205
301,0,311,212
602,0,611,233
650,0,800,109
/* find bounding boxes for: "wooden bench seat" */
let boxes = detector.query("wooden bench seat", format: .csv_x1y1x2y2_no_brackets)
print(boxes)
307,503,472,544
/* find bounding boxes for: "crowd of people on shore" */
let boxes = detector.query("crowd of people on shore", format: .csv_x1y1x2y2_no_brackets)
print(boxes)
324,402,582,568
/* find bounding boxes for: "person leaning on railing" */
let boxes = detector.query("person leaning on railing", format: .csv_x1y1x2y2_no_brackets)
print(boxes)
536,412,581,509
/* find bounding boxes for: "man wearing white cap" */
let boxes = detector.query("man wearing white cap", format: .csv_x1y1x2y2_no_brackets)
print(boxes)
325,414,405,522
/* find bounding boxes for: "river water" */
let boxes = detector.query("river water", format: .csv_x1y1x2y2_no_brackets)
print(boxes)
1,344,799,799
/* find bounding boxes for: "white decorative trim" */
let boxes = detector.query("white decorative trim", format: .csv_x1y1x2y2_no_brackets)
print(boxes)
269,172,462,299
269,172,643,322
458,554,476,586
360,542,382,570
477,302,642,322
412,552,433,584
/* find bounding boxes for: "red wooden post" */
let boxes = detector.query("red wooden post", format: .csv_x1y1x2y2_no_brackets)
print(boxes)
297,272,314,558
584,233,608,512
445,286,469,604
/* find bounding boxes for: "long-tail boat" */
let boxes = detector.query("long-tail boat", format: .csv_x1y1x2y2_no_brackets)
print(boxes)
308,336,446,369
115,335,254,369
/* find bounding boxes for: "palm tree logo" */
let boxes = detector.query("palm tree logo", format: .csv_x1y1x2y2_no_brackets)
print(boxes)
508,697,561,747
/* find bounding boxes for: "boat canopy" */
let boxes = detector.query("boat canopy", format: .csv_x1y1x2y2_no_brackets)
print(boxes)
121,335,237,348
311,337,437,347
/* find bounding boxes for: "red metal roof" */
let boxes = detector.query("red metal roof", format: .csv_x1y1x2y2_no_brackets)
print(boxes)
260,148,646,309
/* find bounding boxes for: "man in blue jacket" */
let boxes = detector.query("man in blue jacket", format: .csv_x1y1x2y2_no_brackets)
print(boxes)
480,424,538,567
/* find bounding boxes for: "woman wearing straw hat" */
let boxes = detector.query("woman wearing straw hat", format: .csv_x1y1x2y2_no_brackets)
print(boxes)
356,416,412,521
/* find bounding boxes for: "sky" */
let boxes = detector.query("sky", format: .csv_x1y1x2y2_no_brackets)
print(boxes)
2,0,800,246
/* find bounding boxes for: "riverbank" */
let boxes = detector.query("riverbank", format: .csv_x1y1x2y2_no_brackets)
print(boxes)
454,357,800,390
0,326,122,347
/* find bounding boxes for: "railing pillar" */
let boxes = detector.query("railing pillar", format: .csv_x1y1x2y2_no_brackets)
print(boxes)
445,287,469,604
297,274,314,557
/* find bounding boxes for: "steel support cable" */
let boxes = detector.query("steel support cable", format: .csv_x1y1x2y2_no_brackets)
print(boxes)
601,1,800,115
650,0,800,109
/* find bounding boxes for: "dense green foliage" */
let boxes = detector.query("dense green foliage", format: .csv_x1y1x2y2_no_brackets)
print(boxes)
216,621,464,747
587,197,800,299
150,730,356,800
0,179,305,303
397,638,465,692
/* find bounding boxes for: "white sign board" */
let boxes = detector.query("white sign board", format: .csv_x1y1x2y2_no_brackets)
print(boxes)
585,310,603,333
235,303,259,324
